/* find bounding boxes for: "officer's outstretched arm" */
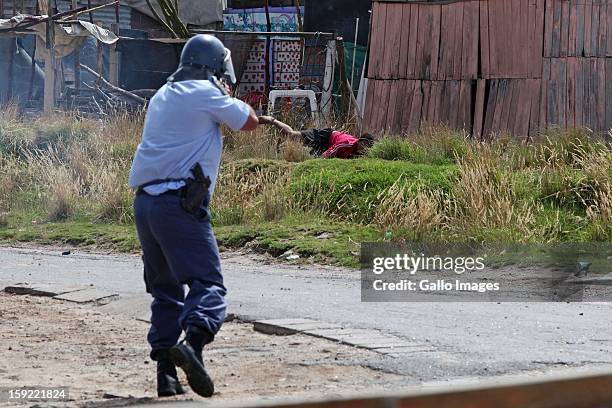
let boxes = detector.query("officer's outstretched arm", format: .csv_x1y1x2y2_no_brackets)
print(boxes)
258,116,302,139
241,106,260,131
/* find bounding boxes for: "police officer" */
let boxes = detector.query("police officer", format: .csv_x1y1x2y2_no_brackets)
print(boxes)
128,34,260,398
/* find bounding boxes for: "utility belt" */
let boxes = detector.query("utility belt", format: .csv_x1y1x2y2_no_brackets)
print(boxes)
137,163,211,215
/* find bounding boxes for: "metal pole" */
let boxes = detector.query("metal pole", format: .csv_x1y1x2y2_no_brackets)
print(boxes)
44,0,56,113
350,17,359,92
72,0,80,95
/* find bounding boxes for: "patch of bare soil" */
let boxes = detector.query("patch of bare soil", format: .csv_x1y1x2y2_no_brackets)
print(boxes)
0,293,404,406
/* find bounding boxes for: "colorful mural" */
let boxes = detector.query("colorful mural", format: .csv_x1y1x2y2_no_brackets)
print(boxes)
223,7,303,32
224,6,304,101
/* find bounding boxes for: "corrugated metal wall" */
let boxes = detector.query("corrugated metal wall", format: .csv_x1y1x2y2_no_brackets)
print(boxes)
363,0,612,138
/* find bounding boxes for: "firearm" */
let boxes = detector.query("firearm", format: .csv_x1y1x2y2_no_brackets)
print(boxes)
180,163,211,215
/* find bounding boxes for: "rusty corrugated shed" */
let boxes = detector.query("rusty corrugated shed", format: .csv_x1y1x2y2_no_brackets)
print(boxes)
364,0,612,138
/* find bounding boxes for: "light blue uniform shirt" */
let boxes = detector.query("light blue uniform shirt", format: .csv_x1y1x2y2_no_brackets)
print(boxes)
128,79,250,197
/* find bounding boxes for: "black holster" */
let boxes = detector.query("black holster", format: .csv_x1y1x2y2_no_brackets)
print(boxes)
180,163,211,215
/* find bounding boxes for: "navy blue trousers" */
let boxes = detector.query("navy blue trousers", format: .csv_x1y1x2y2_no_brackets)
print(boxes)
134,192,226,357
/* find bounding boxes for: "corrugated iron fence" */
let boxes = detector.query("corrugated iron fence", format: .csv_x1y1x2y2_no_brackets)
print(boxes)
363,0,612,138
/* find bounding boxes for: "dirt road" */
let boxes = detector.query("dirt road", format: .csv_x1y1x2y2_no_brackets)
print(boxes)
0,293,407,406
1,245,612,405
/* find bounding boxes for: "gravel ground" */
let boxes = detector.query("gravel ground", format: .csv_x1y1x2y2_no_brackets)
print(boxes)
0,293,406,407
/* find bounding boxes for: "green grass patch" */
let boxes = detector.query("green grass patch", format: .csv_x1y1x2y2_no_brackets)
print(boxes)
289,158,457,223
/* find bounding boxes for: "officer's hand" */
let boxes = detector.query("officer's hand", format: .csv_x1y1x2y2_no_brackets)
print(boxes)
258,116,274,125
223,82,232,95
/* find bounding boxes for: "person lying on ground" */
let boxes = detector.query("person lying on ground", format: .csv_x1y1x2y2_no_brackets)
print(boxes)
258,116,374,158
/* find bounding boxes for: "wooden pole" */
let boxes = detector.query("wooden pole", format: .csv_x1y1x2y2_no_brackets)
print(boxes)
28,26,37,100
44,0,56,113
110,1,120,85
28,0,39,101
321,40,336,119
71,0,80,95
109,23,119,85
6,37,15,102
263,0,272,105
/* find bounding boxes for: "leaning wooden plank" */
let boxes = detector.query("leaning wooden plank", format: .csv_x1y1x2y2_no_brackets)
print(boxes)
500,80,515,133
449,79,460,128
547,58,561,126
427,81,441,123
415,6,429,79
567,57,577,128
462,2,478,79
491,80,507,136
528,78,542,138
368,2,386,78
459,80,471,131
381,3,397,79
400,80,416,134
409,81,424,133
575,58,584,128
407,4,419,78
483,80,499,138
597,2,607,57
569,1,578,57
439,81,451,126
552,0,562,58
515,80,533,138
557,57,567,128
368,80,380,132
420,80,432,127
584,0,593,57
576,0,585,58
453,1,464,79
596,57,605,132
473,79,487,138
606,58,612,130
543,0,554,57
387,3,404,79
588,58,597,131
480,0,491,78
560,0,570,57
511,80,526,136
528,0,537,77
519,0,529,77
533,0,545,76
591,0,600,58
539,75,548,128
363,78,376,131
438,4,452,80
372,80,385,133
398,4,411,79
608,2,612,56
505,0,519,77
495,0,509,77
430,5,442,80
386,80,400,133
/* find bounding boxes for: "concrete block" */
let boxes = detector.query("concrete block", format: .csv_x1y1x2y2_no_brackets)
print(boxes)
305,328,374,339
53,288,118,304
373,345,435,354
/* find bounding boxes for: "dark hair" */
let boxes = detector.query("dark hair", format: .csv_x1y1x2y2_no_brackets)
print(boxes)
358,133,374,148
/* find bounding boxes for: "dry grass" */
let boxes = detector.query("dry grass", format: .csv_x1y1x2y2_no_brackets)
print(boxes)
0,106,610,245
374,179,450,240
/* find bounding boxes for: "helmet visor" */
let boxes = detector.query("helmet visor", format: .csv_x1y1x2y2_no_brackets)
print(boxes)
222,48,237,84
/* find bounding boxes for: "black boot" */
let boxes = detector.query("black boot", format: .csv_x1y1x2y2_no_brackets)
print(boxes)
169,327,214,398
154,350,187,397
